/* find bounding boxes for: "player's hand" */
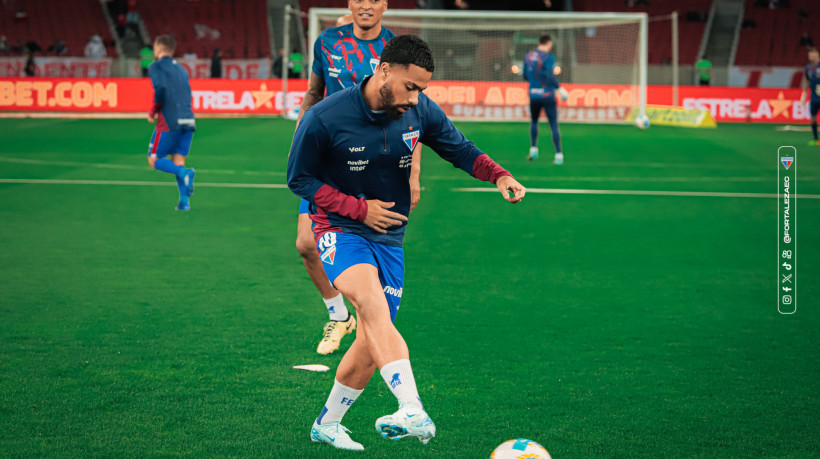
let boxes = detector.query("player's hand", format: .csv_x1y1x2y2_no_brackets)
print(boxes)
409,177,421,211
363,200,408,234
147,114,155,124
496,175,526,204
553,66,562,75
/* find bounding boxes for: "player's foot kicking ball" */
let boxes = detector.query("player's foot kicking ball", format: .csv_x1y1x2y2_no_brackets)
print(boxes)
310,421,364,451
317,315,356,355
375,402,436,444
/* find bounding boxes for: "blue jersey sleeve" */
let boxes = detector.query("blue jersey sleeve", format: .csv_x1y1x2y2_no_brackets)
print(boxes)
287,109,329,202
418,96,485,175
312,34,325,81
148,64,165,105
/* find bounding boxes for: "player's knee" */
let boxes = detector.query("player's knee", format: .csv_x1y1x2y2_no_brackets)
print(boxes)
147,156,157,169
296,234,318,258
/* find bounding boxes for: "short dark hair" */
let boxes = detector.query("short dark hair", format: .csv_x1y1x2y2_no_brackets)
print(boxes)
539,34,552,45
154,34,176,52
380,35,435,72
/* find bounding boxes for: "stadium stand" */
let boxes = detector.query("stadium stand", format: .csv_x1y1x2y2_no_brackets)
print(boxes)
0,0,117,57
574,0,712,65
735,0,819,67
138,0,271,59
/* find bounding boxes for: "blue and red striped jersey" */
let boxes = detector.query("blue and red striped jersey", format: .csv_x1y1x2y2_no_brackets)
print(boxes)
311,23,395,96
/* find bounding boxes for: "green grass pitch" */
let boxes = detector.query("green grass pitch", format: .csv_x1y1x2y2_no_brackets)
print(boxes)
0,117,818,457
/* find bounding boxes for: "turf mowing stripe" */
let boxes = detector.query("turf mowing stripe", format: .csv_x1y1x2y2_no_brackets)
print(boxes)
4,179,817,199
454,187,820,199
0,179,288,189
0,156,286,176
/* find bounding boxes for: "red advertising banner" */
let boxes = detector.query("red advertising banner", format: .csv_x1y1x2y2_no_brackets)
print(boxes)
0,78,308,114
0,77,810,124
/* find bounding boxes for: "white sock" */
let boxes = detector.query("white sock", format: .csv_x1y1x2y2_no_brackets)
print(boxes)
529,146,539,154
317,379,363,425
323,293,350,321
555,152,563,158
380,359,422,409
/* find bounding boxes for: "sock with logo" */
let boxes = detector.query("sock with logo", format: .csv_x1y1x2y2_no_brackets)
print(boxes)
324,293,350,321
316,379,364,425
380,359,422,409
812,121,818,141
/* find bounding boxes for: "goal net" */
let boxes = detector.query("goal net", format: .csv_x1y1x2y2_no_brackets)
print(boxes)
306,9,647,123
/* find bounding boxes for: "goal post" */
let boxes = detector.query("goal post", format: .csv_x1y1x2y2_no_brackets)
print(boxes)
304,8,647,123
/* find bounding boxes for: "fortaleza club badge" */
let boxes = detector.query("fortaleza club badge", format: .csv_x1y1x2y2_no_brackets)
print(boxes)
781,156,794,169
320,245,336,265
370,58,380,73
402,130,420,151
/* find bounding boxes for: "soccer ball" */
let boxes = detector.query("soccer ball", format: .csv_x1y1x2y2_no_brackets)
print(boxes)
491,439,552,459
634,114,650,129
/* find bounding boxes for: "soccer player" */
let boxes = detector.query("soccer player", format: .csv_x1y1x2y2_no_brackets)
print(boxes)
295,0,423,355
524,33,566,164
146,34,196,211
801,47,820,146
287,35,526,451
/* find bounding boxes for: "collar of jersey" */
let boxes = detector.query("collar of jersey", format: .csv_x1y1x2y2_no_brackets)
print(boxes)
353,76,389,125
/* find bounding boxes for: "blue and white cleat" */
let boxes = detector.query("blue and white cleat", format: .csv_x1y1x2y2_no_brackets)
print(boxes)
554,153,564,165
375,403,436,444
183,168,196,197
527,147,539,162
175,199,191,211
310,421,364,451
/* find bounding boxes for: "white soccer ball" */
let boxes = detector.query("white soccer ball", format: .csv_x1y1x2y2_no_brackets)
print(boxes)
491,439,552,459
635,114,650,129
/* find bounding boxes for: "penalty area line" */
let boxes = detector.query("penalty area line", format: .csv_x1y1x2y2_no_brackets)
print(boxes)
453,187,820,200
0,179,288,189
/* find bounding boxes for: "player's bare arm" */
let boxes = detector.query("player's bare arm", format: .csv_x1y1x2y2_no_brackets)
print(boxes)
801,74,809,103
363,200,408,234
296,73,326,127
496,175,526,204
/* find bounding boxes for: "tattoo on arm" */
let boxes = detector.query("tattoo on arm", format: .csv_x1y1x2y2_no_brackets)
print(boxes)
296,74,326,127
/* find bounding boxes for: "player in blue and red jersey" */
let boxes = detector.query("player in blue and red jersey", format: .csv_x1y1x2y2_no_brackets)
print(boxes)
524,33,566,164
146,34,196,211
288,35,526,451
294,0,422,356
801,47,820,146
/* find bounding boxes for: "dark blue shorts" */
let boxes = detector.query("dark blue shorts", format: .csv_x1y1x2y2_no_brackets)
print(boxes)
148,129,194,158
316,232,405,322
811,101,820,117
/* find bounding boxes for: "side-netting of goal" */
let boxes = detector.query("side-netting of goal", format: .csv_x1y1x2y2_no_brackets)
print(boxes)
306,9,647,123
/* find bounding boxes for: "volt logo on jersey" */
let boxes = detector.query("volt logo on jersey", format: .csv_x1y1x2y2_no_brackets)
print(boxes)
402,130,420,151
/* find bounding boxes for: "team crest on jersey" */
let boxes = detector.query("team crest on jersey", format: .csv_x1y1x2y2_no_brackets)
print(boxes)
402,130,420,151
370,58,380,73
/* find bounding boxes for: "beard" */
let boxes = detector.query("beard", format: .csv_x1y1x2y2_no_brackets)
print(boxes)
379,84,412,120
